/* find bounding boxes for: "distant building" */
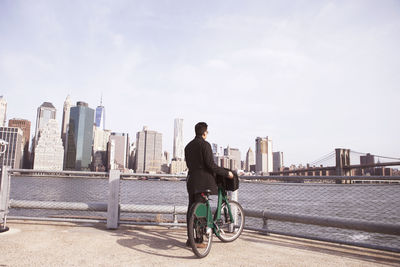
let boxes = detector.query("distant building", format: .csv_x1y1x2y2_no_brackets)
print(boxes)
8,118,31,169
61,95,72,150
170,159,187,174
273,151,284,172
224,146,241,170
173,118,184,160
108,132,130,171
92,126,111,171
33,119,64,170
255,137,273,174
135,126,163,173
33,102,57,151
65,102,94,171
0,127,23,170
95,97,105,130
360,153,375,175
245,147,255,172
0,96,7,127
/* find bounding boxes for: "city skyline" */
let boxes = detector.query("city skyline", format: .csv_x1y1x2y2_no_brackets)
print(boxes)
1,1,399,166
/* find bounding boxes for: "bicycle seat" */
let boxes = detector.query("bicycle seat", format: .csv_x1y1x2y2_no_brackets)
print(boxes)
201,189,212,197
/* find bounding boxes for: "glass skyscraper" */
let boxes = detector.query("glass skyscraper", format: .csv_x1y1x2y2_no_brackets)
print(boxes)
65,102,94,171
95,99,105,130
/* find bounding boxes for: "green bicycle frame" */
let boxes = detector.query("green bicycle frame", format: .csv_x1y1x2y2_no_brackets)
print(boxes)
194,188,235,237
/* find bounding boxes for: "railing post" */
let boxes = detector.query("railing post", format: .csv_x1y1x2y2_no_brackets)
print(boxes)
261,210,269,235
0,167,11,232
107,170,120,229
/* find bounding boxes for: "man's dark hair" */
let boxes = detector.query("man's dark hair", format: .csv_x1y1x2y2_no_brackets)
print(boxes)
195,122,208,136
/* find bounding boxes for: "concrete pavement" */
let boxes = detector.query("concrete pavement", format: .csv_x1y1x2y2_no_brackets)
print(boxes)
1,220,399,267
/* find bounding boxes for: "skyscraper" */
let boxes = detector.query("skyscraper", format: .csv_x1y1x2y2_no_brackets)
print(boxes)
33,119,64,170
224,146,241,170
33,102,56,150
273,151,284,172
135,126,162,173
95,97,105,130
245,147,255,172
61,95,72,149
173,118,184,160
108,132,130,171
0,127,23,170
8,118,31,169
65,102,94,171
255,137,273,174
0,96,7,127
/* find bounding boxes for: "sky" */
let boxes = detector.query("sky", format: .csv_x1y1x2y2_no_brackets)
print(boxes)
1,0,399,166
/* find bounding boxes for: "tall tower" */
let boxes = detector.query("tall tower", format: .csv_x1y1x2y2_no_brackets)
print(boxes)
245,147,255,172
173,118,184,160
33,102,56,156
95,96,105,130
65,101,94,171
273,151,284,172
61,95,72,149
135,126,162,173
0,96,7,127
0,127,23,169
255,137,273,174
8,118,31,168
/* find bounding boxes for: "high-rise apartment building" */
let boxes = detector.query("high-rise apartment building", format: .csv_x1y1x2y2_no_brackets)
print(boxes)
61,95,72,149
273,151,284,172
0,96,7,127
8,118,31,168
173,118,184,160
108,132,129,171
245,147,255,172
33,102,56,151
33,119,64,170
65,102,94,171
255,137,273,174
95,97,105,130
135,126,162,173
0,127,23,170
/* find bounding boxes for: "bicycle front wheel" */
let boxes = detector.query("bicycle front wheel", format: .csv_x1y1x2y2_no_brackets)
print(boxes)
188,202,213,258
216,200,245,242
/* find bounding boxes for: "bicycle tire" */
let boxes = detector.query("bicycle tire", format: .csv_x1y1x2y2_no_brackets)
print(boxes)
216,200,245,242
188,202,213,258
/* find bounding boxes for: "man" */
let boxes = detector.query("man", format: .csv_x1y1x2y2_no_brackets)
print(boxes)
184,122,233,247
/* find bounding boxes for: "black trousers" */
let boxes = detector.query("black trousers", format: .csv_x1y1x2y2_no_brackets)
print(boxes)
187,193,205,242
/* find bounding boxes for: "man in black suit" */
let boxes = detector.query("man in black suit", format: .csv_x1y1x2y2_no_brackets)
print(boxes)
184,122,233,247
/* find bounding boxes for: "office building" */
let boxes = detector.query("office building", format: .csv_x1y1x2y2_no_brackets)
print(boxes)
173,118,184,160
91,126,111,171
108,132,129,171
0,96,7,127
170,159,187,174
95,97,105,130
0,127,23,170
245,147,255,172
65,102,94,171
224,146,241,170
61,95,72,149
33,119,64,170
34,102,57,149
273,151,284,172
135,126,162,173
8,118,31,168
255,137,273,174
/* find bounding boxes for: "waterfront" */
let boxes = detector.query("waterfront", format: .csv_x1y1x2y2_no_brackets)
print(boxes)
8,176,400,250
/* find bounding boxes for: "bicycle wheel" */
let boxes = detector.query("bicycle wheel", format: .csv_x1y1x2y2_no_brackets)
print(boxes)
188,202,213,258
216,200,245,242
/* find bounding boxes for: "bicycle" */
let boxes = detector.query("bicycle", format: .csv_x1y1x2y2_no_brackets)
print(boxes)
187,186,245,258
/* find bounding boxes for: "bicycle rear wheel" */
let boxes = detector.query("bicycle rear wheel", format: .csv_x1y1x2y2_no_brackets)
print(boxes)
216,200,245,242
188,202,213,258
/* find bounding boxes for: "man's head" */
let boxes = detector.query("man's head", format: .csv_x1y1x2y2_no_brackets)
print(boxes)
195,122,208,139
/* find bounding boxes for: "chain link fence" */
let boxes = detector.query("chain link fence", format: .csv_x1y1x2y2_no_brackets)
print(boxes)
5,171,400,251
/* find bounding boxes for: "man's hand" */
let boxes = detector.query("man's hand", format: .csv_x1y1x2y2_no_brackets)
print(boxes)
228,171,234,179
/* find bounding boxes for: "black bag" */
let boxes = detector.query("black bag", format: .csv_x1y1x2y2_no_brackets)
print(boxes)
217,168,239,191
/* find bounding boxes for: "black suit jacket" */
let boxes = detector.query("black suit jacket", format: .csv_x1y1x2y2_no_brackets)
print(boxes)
185,136,229,195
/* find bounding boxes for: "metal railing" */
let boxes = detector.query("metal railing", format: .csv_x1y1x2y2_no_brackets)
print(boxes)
1,169,399,252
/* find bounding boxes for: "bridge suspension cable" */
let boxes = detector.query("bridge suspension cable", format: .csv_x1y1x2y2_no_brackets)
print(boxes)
310,151,335,166
350,150,400,161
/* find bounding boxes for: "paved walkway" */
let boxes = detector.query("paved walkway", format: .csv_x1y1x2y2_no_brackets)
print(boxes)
0,220,399,267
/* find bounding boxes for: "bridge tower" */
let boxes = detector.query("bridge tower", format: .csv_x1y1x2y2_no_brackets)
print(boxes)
335,148,350,176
